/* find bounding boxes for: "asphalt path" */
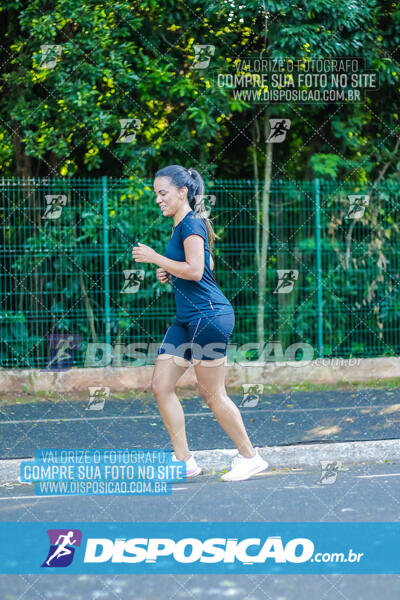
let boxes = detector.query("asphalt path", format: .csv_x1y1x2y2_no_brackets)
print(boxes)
0,460,400,599
0,388,399,459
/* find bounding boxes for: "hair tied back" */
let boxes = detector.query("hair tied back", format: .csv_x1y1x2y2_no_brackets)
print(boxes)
153,163,219,255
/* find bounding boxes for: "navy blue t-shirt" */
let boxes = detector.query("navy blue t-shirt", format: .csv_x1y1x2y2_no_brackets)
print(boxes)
164,210,233,323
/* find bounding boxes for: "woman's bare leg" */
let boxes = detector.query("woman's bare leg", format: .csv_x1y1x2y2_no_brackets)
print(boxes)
193,357,255,458
151,354,191,461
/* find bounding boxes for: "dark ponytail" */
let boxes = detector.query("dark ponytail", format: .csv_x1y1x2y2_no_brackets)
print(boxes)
154,164,219,255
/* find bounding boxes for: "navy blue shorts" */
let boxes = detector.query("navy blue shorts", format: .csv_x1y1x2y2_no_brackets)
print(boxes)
157,311,235,361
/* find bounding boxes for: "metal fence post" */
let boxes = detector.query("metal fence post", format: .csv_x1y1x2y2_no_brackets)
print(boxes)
314,178,323,357
102,175,112,363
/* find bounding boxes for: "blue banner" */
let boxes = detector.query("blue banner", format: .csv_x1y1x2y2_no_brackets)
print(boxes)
0,522,398,574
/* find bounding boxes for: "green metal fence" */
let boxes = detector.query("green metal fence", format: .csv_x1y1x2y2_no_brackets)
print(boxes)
1,176,400,369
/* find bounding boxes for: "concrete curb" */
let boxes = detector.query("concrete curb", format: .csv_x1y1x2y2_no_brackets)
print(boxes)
193,439,400,473
2,357,400,393
0,439,399,484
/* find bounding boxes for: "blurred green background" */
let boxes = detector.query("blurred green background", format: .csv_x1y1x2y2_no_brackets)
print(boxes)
1,0,399,367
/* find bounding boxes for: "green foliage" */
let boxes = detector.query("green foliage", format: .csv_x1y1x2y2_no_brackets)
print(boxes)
310,154,343,178
1,1,400,367
0,0,398,181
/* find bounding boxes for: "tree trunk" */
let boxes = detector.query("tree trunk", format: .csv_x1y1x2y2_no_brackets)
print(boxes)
256,114,273,347
252,120,261,271
79,272,98,343
12,126,32,177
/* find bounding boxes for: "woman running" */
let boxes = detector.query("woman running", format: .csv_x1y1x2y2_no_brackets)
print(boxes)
132,164,268,481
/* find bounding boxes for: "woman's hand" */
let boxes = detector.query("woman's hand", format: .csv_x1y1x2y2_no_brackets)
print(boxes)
132,242,158,264
156,268,171,283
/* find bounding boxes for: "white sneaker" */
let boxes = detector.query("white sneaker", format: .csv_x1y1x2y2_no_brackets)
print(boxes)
172,453,202,478
221,448,269,482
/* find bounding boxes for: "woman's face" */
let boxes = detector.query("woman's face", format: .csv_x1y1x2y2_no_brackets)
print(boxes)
154,176,187,217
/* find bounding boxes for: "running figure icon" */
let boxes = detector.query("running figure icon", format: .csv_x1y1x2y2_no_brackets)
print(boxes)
45,531,77,566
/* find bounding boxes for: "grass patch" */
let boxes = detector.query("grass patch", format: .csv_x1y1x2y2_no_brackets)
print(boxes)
0,389,155,406
0,378,399,407
225,378,400,395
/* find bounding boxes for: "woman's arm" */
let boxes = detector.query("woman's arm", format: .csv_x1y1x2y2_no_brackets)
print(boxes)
210,254,214,271
132,235,205,281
